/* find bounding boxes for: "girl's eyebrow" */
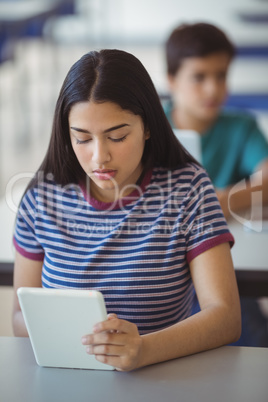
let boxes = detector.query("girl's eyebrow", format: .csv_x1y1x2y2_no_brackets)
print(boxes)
70,123,130,134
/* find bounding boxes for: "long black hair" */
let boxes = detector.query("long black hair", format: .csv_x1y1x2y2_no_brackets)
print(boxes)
29,49,197,188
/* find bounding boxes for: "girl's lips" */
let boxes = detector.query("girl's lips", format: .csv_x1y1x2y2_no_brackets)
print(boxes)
93,170,117,180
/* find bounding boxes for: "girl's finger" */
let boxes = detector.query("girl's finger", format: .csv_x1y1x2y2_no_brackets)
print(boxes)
107,313,118,320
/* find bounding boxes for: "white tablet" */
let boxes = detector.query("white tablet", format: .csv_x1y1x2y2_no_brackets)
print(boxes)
17,287,114,370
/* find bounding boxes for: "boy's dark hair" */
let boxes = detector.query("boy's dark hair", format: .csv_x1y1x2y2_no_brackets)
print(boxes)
166,22,236,76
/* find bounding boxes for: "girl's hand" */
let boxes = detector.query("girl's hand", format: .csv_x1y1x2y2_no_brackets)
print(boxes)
81,314,143,371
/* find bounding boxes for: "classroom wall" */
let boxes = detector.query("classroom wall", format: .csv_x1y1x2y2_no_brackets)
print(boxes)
82,0,268,45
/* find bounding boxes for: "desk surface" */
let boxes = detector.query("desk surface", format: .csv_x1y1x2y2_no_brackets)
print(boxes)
0,337,267,402
229,221,268,271
229,221,268,296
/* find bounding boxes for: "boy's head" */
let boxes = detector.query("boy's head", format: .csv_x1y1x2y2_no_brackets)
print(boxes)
165,23,236,124
166,22,235,77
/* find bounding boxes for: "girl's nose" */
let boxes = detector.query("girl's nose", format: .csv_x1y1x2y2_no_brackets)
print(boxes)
92,140,111,164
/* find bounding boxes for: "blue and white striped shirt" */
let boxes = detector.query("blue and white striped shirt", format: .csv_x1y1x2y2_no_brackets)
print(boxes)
14,164,233,334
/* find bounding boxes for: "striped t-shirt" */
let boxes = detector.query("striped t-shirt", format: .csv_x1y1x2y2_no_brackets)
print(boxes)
14,164,234,334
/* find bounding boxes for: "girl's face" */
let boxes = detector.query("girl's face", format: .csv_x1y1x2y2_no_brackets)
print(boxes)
69,101,150,203
168,52,231,123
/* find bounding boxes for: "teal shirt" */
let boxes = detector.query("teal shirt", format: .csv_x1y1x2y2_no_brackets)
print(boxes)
164,102,268,188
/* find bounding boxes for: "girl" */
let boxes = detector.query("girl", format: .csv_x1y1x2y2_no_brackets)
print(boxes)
12,49,241,371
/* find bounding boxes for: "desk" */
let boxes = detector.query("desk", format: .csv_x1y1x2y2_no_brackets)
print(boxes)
229,221,268,297
0,337,267,402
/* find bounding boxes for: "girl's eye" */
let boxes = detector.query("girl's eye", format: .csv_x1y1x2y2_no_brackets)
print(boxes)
110,135,127,143
75,135,127,144
76,138,90,144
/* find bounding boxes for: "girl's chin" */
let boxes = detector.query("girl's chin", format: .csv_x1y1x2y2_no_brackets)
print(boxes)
90,180,119,196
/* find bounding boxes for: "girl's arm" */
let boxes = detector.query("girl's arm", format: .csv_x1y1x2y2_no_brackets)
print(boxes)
82,242,241,371
12,251,43,337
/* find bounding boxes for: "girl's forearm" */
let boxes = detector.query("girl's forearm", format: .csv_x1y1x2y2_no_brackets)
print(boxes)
138,304,241,369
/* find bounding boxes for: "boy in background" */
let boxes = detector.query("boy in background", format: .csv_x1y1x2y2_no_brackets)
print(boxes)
164,22,268,346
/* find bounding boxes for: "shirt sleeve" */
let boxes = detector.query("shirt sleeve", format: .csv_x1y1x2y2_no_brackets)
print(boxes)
182,168,234,263
13,188,45,261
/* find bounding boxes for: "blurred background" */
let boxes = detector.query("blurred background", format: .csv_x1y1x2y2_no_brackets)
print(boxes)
0,0,268,335
0,0,268,196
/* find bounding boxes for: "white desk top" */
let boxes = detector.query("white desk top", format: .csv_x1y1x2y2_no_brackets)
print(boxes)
229,221,268,271
0,337,267,402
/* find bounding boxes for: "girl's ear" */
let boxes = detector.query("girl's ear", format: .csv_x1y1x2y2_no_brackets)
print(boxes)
145,129,150,140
